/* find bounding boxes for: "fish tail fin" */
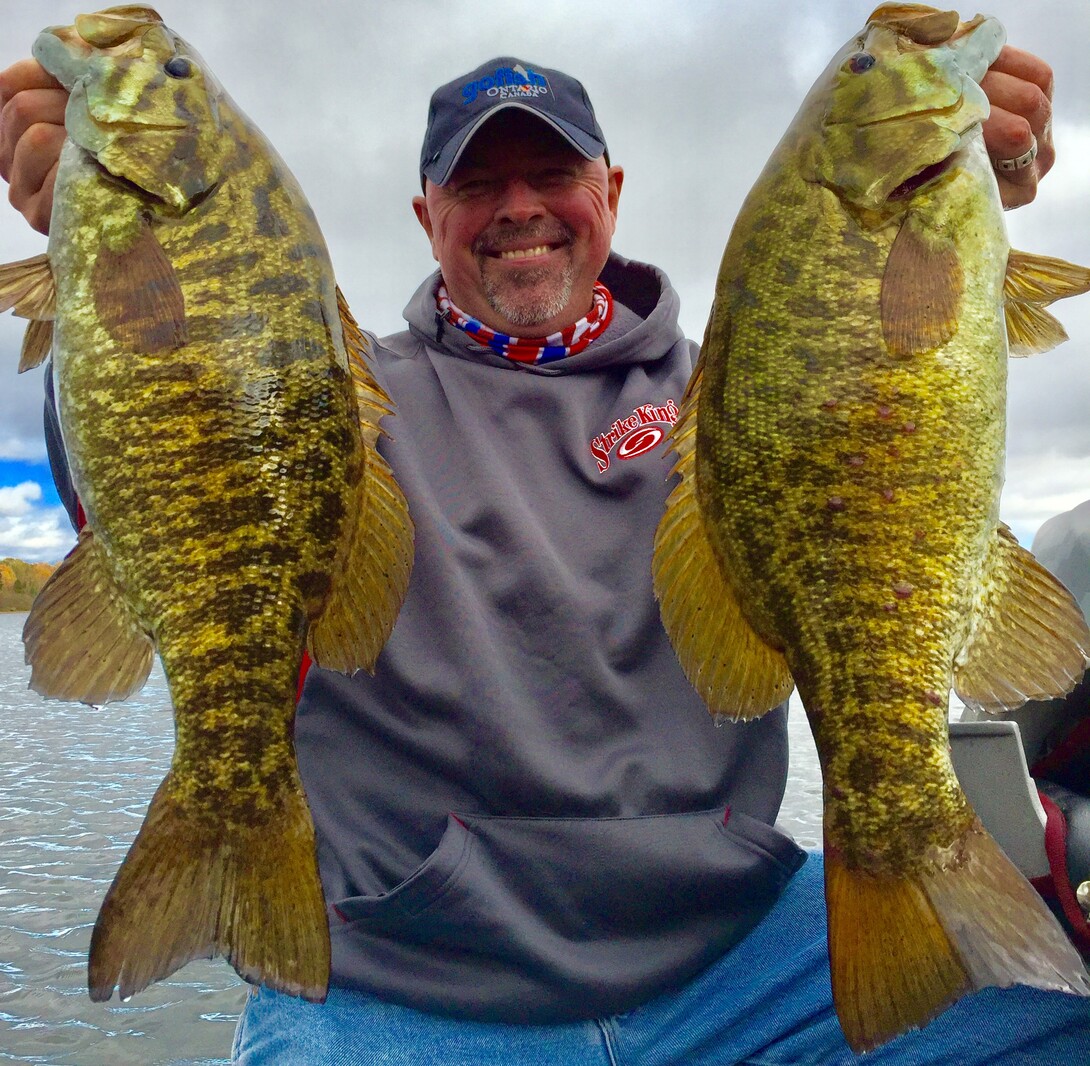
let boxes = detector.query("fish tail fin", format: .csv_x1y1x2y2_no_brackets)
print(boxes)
88,771,330,1003
826,819,1090,1052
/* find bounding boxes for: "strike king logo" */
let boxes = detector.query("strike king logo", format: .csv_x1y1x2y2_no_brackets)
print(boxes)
461,64,550,104
590,399,680,473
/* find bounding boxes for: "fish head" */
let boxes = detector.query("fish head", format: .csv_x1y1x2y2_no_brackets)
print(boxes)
803,5,1006,211
33,6,229,213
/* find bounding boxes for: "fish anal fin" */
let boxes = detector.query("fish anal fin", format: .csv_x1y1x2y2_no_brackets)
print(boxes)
827,819,1090,1053
23,526,154,704
1003,249,1090,356
880,220,963,358
92,222,186,354
88,771,329,1003
652,359,793,719
0,253,56,319
954,523,1089,710
19,319,54,372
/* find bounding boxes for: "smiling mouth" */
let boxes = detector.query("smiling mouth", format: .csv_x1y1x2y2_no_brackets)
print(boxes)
491,244,562,261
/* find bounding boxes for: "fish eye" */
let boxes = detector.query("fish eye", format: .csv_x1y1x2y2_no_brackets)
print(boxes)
164,56,193,78
846,52,876,74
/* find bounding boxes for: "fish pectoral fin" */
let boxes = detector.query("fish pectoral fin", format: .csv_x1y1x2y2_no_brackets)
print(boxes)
826,819,1090,1053
880,218,963,358
953,523,1089,710
23,526,154,704
89,771,330,1003
1004,249,1090,356
652,361,793,719
92,221,187,354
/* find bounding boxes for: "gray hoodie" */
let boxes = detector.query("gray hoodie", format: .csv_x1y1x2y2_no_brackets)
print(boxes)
295,251,805,1022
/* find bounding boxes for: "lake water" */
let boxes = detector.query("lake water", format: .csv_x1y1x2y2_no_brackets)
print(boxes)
0,611,824,1064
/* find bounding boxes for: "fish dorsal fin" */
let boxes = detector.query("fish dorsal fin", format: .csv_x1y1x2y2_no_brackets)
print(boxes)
0,253,56,319
92,222,186,354
652,345,794,719
306,289,414,674
1004,249,1090,356
23,526,155,705
337,286,393,448
953,523,1089,710
880,219,963,357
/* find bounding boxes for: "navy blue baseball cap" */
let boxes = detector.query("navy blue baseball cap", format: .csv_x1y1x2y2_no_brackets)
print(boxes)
419,57,608,187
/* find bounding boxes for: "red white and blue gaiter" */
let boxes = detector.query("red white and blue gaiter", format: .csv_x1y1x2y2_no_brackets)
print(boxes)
436,281,613,364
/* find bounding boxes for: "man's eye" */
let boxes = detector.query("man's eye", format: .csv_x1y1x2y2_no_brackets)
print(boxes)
537,169,573,185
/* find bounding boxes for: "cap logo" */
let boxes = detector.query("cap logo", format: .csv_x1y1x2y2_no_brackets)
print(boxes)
461,64,549,104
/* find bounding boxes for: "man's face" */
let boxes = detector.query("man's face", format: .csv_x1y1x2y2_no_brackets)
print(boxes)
413,110,623,337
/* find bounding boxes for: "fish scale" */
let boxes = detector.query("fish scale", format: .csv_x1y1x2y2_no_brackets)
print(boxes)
654,3,1090,1052
1,5,413,1004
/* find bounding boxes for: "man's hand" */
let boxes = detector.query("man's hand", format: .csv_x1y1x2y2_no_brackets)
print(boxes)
0,59,67,235
981,45,1055,210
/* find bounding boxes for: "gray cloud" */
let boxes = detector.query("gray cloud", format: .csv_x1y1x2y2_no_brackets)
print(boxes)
1,0,1088,552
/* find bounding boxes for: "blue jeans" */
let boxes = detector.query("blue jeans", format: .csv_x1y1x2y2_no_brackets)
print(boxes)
232,852,1090,1064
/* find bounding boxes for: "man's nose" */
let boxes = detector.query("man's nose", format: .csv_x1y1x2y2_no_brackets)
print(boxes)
494,178,546,224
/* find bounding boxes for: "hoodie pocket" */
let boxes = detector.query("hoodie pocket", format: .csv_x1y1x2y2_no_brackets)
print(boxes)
331,805,804,950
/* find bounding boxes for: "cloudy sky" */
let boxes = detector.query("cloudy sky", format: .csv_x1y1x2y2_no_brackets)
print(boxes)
1,0,1088,562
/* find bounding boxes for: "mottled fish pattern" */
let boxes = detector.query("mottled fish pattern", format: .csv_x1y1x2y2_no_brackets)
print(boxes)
0,6,412,1003
654,3,1090,1052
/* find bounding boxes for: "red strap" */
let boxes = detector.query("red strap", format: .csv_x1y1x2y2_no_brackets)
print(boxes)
75,498,87,532
296,651,313,704
1033,789,1090,954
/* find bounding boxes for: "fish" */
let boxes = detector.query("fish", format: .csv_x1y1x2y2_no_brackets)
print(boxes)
652,3,1090,1052
0,6,413,1003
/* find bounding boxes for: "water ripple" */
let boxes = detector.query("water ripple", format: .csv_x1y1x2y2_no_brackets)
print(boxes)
0,614,245,1064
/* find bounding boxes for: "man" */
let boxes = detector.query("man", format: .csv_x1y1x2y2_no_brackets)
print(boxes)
2,40,1088,1066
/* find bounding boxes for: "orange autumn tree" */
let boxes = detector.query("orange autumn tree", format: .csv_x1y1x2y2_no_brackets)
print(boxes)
0,557,57,611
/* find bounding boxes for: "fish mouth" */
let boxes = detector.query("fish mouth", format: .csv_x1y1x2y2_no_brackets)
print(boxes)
77,143,220,212
886,152,959,201
855,94,967,130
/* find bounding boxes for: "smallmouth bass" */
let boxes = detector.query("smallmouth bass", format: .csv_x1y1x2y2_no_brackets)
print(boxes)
653,3,1090,1051
0,6,413,1002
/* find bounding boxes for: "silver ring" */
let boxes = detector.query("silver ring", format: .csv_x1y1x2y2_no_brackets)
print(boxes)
994,136,1038,172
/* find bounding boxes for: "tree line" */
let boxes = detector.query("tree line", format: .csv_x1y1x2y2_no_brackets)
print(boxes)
0,557,57,611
